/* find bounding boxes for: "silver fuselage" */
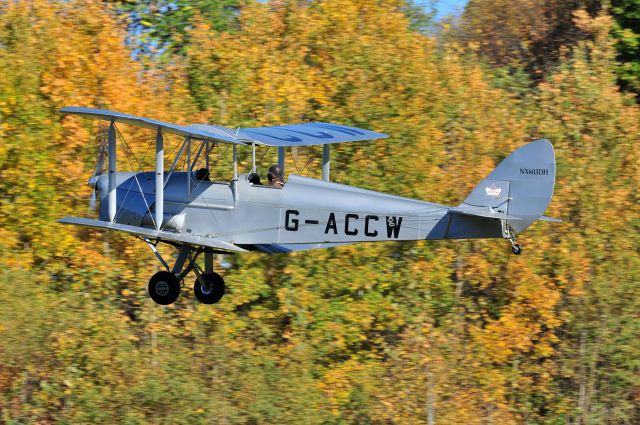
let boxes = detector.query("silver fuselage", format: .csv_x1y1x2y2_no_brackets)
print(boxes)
96,172,500,250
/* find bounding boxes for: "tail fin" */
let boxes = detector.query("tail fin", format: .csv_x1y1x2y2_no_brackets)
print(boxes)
460,139,556,234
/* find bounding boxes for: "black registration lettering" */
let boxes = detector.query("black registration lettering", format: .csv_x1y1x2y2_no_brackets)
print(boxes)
285,209,299,231
520,168,549,176
324,213,338,234
365,215,379,237
345,214,359,236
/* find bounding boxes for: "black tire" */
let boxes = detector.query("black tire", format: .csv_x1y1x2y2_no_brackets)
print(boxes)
148,271,181,305
511,244,522,255
194,273,225,304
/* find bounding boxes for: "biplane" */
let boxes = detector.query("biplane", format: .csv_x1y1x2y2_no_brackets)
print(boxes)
59,107,560,305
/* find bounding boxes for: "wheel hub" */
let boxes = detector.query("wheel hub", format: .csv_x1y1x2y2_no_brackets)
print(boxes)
156,281,170,296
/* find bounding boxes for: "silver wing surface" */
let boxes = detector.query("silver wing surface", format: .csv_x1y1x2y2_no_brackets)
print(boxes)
59,217,247,253
61,107,246,145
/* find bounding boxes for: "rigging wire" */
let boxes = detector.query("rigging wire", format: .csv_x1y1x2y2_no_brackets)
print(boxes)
287,146,320,176
112,127,157,230
289,148,301,175
189,143,231,196
299,145,320,175
177,142,233,234
114,125,146,176
257,146,271,169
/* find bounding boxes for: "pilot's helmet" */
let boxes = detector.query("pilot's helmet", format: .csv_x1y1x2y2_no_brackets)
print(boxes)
267,165,282,182
248,172,261,185
195,168,210,181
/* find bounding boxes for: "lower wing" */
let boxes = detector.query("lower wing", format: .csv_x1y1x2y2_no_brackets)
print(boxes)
59,217,247,253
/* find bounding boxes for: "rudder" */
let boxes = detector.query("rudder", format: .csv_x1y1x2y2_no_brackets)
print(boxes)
460,139,556,234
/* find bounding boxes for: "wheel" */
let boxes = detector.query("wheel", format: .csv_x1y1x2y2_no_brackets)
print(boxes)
511,243,522,255
194,272,225,304
148,271,181,305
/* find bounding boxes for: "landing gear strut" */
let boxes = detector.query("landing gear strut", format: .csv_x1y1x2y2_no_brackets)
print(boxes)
501,220,522,256
143,240,226,305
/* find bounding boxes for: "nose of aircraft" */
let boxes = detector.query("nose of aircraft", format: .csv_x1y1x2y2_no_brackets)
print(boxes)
87,142,108,209
88,175,102,211
88,175,99,188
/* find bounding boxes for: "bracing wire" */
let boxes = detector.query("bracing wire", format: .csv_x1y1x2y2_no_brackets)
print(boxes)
287,146,319,176
189,144,231,196
112,125,157,229
289,149,301,174
114,125,145,174
299,145,320,175
257,146,271,169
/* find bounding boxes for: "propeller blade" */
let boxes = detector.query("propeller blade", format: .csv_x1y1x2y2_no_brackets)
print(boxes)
88,134,108,211
88,188,97,211
93,143,107,177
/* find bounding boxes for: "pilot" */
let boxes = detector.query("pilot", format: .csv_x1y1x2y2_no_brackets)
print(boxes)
267,165,284,188
195,168,211,181
248,172,261,185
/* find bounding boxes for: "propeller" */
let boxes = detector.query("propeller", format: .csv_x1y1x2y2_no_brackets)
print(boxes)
88,129,108,211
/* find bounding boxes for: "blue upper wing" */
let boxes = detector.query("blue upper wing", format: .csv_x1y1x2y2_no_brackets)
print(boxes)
62,108,388,147
237,122,388,146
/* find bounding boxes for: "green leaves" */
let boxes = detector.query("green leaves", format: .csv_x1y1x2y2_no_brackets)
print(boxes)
610,0,640,94
113,0,241,58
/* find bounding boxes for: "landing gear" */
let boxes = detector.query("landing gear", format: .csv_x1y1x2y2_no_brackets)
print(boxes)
142,240,227,305
501,220,523,256
193,272,226,304
148,271,181,305
511,243,522,255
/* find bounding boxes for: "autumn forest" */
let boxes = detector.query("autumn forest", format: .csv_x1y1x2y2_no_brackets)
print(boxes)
0,1,638,424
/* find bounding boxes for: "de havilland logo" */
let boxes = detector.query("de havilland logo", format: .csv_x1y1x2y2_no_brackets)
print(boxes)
520,168,549,176
485,183,502,198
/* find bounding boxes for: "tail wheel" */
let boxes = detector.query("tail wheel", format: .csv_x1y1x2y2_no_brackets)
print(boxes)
194,272,225,304
511,243,522,255
148,271,181,305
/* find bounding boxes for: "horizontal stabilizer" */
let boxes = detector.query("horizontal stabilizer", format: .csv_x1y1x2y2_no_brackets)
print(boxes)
540,216,562,223
59,217,247,252
450,206,521,221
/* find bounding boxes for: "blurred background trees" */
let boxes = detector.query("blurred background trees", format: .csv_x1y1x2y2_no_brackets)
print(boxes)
609,0,640,93
0,0,638,423
458,0,640,97
459,0,601,75
107,0,242,57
